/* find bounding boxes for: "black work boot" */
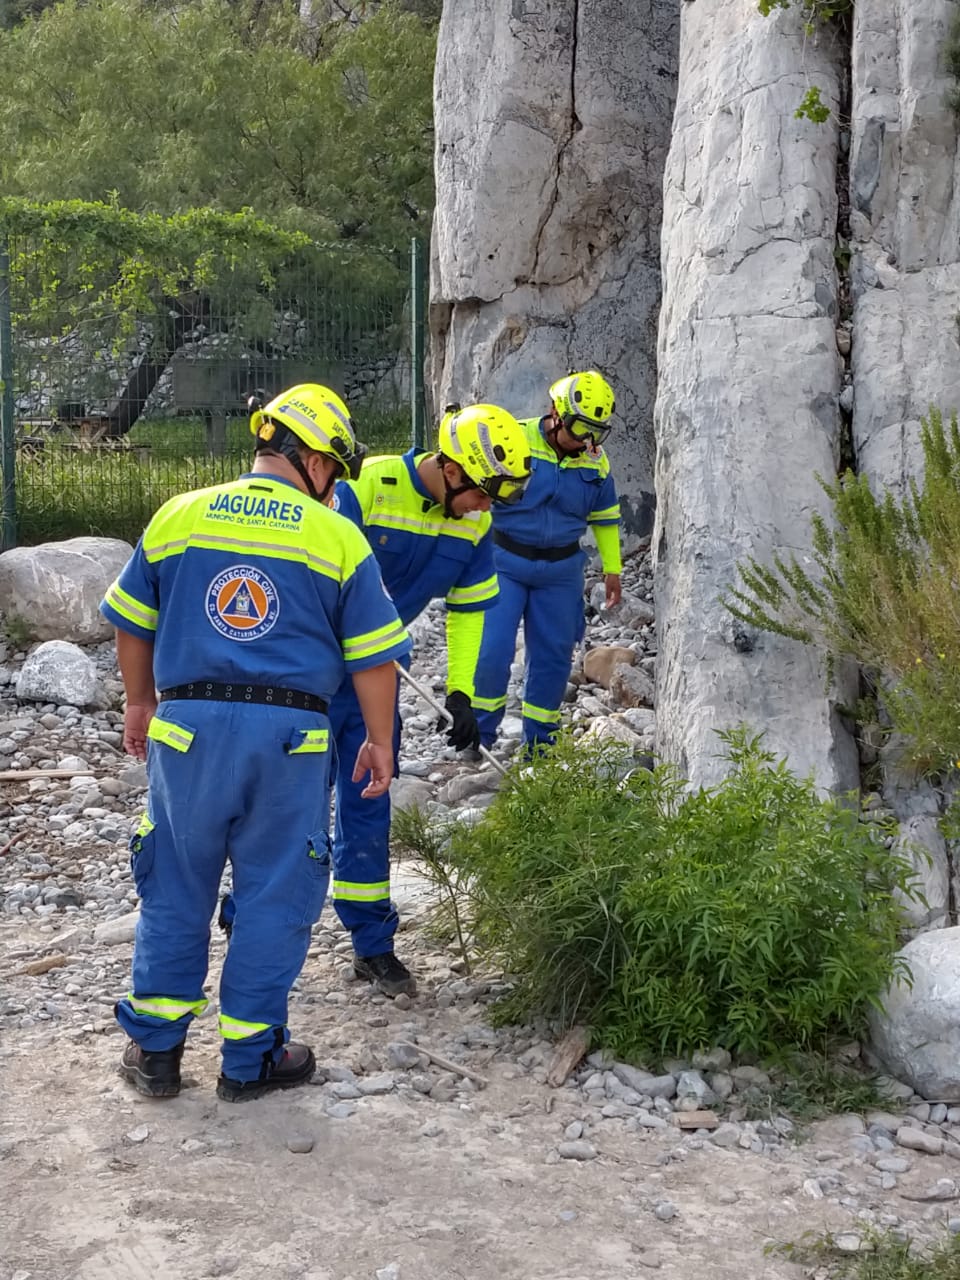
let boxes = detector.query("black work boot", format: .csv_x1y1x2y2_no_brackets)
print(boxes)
216,1041,316,1103
217,893,234,940
119,1039,184,1098
354,951,418,998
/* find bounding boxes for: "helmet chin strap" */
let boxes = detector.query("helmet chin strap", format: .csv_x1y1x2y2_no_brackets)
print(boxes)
439,458,475,519
254,418,339,504
280,440,336,505
545,418,581,459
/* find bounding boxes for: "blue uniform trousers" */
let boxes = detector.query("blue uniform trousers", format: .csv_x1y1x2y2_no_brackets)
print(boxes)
474,547,586,750
115,700,332,1083
328,667,403,958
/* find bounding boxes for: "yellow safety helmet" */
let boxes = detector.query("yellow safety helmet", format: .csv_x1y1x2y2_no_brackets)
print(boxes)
438,403,532,506
549,370,616,444
249,383,365,480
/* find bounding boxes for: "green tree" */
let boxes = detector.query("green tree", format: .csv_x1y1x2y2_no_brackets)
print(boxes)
0,0,435,244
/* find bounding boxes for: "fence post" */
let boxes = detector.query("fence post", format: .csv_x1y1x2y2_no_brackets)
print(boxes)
410,237,426,450
0,239,16,552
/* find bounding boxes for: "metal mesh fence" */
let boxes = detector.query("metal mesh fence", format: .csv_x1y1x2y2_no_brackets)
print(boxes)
1,218,424,547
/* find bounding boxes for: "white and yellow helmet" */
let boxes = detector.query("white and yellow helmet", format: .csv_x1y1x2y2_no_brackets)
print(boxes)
438,403,532,505
549,370,616,444
249,383,365,480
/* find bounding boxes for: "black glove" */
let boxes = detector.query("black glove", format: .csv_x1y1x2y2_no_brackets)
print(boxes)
440,690,480,751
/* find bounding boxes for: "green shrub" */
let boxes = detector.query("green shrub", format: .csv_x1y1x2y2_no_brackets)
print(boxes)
769,1228,960,1279
443,728,915,1061
726,407,960,775
391,803,472,968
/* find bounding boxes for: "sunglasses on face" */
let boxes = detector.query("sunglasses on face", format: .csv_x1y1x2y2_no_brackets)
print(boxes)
475,473,530,505
560,413,612,445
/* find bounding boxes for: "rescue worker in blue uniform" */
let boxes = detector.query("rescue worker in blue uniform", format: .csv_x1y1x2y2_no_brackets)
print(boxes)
328,404,532,996
100,384,411,1102
472,371,622,754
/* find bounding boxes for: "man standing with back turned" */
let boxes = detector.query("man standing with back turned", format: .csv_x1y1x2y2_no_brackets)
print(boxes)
101,383,410,1102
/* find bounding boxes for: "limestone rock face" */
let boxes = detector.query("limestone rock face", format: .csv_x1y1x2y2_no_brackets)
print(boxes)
869,928,960,1101
431,0,679,531
847,3,960,920
653,1,858,792
850,1,960,493
0,537,132,644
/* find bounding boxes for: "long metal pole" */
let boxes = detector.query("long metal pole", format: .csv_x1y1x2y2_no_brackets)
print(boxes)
0,241,16,552
410,237,426,451
394,661,508,778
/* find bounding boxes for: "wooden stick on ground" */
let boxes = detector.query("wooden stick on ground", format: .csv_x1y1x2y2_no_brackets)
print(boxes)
400,1042,489,1088
546,1025,591,1088
0,768,114,782
0,832,25,857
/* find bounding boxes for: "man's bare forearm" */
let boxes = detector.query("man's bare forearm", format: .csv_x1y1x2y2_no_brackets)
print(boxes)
351,662,398,744
116,630,156,703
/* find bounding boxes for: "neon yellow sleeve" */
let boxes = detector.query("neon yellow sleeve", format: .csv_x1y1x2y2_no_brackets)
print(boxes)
446,609,485,700
592,522,623,575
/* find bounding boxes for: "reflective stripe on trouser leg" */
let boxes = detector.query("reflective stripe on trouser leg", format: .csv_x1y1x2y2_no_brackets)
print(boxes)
218,704,332,1082
473,561,528,748
116,702,225,1052
115,698,332,1080
521,554,585,748
329,672,401,958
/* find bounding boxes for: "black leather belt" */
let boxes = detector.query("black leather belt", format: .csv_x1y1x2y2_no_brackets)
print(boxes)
159,682,328,714
493,530,582,562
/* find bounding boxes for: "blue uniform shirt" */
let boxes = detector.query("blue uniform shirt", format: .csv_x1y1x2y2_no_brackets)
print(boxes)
491,417,621,551
333,448,498,625
100,472,411,700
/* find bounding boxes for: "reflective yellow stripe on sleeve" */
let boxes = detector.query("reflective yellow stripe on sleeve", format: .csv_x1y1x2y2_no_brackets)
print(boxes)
587,505,621,523
219,1013,272,1041
128,993,207,1021
332,880,391,902
285,728,329,755
103,580,159,631
342,618,409,661
147,717,195,753
446,574,497,608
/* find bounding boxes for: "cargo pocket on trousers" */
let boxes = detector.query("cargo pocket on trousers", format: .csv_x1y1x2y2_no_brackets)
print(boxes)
286,830,332,928
146,714,196,754
284,726,330,756
129,813,157,896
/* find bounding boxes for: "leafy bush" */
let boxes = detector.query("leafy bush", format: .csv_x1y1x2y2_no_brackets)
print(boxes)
769,1228,960,1279
391,804,472,967
726,408,960,775
441,729,914,1061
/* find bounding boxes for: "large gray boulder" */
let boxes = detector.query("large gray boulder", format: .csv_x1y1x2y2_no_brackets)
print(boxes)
869,928,960,1101
430,0,679,532
16,640,103,707
652,0,858,792
0,537,132,644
